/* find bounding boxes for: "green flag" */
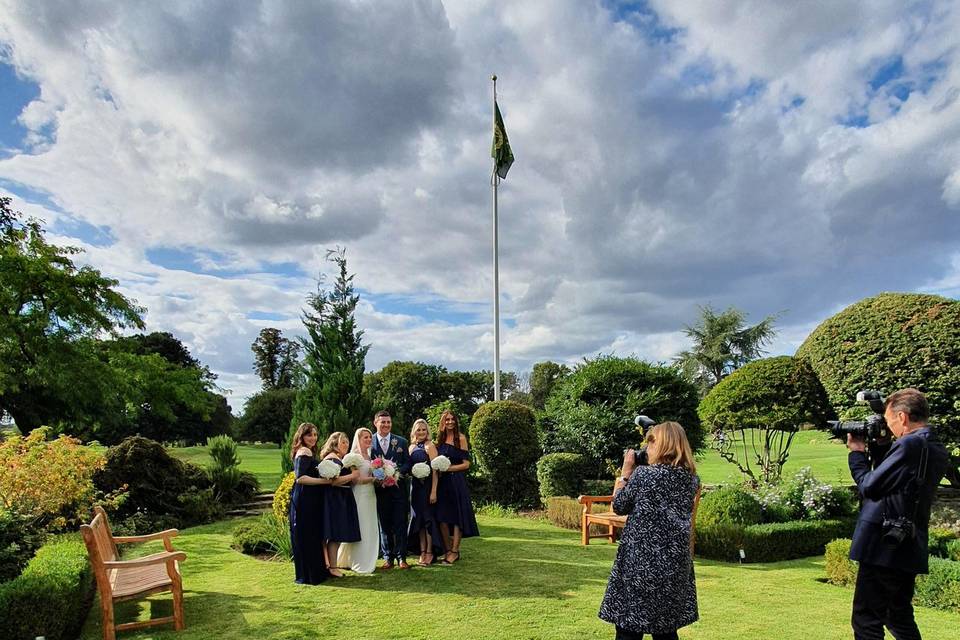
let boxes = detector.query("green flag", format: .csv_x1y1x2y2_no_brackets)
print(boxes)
491,100,514,180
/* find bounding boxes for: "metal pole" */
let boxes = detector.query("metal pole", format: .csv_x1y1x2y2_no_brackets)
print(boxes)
492,74,501,401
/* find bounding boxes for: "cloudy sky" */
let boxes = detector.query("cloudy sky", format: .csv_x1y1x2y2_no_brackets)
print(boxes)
2,1,959,410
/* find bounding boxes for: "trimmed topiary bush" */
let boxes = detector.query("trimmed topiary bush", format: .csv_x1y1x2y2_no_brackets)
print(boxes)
582,478,615,497
796,292,960,460
537,453,588,499
696,486,763,527
471,401,541,509
0,538,94,640
930,527,959,559
824,538,858,586
914,558,960,613
543,356,702,477
946,538,960,562
695,519,855,562
699,356,835,483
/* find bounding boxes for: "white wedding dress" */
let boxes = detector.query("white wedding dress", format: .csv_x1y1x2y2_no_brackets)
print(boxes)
337,460,379,573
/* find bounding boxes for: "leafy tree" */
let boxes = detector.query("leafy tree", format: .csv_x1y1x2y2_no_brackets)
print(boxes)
237,387,296,445
674,305,778,393
251,327,300,390
0,196,143,431
530,361,570,409
286,248,370,470
698,356,835,484
796,292,960,485
364,361,448,431
543,355,702,477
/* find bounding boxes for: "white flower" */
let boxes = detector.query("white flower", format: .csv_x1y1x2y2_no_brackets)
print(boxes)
382,459,398,478
431,455,451,472
318,459,340,479
411,462,431,479
341,452,363,468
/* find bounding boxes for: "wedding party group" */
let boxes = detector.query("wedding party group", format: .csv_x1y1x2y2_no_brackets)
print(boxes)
287,410,480,584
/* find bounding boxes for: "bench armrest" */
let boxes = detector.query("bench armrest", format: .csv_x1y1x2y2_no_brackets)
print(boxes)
113,529,179,544
577,495,614,506
103,551,186,570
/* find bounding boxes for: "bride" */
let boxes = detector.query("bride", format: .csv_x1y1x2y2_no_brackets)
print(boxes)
336,427,379,573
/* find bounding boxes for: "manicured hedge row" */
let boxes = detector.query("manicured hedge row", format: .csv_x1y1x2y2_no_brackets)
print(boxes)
0,539,94,640
825,538,960,614
695,519,856,563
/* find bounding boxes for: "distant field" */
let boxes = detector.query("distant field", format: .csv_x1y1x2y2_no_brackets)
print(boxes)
168,443,283,492
696,428,852,486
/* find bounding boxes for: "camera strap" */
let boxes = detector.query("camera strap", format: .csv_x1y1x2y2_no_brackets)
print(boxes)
910,433,929,524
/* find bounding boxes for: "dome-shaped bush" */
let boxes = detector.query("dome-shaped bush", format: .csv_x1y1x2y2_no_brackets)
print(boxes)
696,486,762,527
471,400,540,509
536,453,588,499
796,292,960,452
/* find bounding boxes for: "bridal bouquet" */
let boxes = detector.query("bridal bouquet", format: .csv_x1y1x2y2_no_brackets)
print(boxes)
411,462,431,479
430,455,451,473
317,459,341,479
342,452,364,468
370,456,399,487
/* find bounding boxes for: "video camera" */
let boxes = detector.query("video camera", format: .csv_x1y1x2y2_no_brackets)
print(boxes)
827,390,890,443
630,414,656,466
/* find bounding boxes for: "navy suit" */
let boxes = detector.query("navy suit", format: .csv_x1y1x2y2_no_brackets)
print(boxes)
848,427,949,639
371,432,411,563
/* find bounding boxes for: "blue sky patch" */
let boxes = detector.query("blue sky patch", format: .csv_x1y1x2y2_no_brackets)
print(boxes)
146,246,305,279
605,1,681,44
247,310,290,322
0,61,38,154
365,291,494,326
0,179,116,247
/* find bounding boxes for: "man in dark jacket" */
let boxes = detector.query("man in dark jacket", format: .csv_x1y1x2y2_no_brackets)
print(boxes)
847,388,949,640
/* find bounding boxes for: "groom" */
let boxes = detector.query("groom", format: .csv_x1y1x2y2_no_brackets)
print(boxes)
371,410,411,569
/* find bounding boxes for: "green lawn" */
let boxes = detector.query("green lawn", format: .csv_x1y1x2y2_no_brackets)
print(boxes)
79,513,958,640
169,443,283,492
696,428,852,486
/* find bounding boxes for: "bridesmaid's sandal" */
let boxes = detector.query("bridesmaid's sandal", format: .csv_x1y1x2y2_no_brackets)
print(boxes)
442,550,460,564
328,567,344,578
422,552,434,566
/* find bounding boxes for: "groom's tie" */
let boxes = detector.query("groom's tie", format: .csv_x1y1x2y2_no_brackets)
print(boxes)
379,435,389,456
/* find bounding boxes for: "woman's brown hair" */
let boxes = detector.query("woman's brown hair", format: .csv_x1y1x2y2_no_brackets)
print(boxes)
320,431,349,459
645,421,697,474
437,410,461,448
290,422,318,460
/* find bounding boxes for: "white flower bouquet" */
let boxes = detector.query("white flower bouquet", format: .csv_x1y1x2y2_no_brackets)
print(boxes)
431,455,451,473
317,459,341,479
341,452,364,468
411,462,431,479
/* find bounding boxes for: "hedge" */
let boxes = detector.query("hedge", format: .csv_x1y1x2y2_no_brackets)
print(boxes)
824,539,960,614
471,401,541,509
695,486,763,527
695,519,856,563
0,539,94,640
536,453,587,499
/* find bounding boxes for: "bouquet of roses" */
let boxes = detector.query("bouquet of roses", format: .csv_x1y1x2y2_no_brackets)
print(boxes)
411,462,431,479
317,459,341,479
341,452,364,469
430,455,451,473
370,456,399,487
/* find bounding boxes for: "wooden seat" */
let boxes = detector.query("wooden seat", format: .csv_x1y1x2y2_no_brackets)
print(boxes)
577,495,626,545
80,506,187,640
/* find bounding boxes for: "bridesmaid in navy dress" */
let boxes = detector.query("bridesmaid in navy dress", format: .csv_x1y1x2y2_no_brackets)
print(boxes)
434,411,479,564
407,419,442,565
288,423,332,585
320,432,361,577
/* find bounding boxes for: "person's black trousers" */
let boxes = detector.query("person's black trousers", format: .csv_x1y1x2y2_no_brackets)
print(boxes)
614,627,678,640
852,562,921,640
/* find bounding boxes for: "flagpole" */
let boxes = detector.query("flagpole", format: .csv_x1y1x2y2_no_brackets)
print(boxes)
491,74,501,402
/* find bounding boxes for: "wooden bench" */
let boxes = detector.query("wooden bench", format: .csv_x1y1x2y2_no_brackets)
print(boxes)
577,494,626,545
80,506,187,640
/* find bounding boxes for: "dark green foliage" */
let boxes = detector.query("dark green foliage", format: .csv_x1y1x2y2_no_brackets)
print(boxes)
543,356,702,477
0,508,44,583
695,518,856,562
929,528,959,559
238,388,296,445
824,538,857,586
796,293,960,460
252,327,300,390
530,361,570,409
93,436,220,528
288,248,370,471
0,196,145,433
914,558,960,613
582,478,615,496
232,516,287,557
426,399,470,439
536,453,587,499
207,435,247,504
696,486,763,527
946,538,960,562
471,401,541,509
699,356,835,483
674,305,778,393
0,539,94,640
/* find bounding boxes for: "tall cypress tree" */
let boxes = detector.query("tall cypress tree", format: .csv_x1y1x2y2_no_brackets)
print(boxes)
283,248,370,472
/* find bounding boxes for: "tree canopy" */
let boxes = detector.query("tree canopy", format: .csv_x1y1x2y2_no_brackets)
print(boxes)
251,327,300,390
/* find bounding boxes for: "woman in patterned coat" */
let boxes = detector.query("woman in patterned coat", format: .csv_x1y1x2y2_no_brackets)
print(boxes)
598,421,701,640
